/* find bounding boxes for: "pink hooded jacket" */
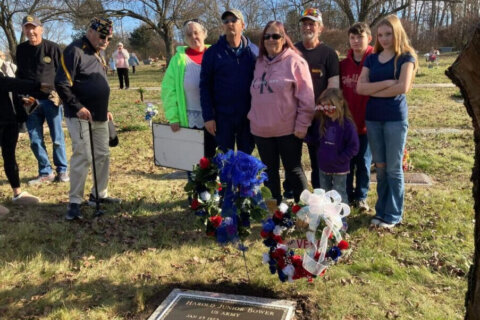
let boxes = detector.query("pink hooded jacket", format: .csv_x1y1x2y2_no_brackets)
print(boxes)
248,48,315,138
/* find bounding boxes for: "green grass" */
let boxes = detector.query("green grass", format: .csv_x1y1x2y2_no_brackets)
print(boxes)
415,53,458,84
0,60,473,319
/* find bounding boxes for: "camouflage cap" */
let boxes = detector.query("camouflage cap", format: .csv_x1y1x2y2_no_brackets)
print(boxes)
90,17,113,36
22,15,42,27
221,9,244,22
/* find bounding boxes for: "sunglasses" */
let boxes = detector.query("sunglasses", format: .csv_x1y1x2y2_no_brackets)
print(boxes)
315,104,336,112
222,17,238,24
99,34,112,41
302,8,321,18
263,33,283,40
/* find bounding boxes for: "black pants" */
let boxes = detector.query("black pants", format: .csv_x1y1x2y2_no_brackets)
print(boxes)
132,66,136,74
0,123,20,189
117,68,129,89
204,128,216,158
254,134,308,203
307,143,320,189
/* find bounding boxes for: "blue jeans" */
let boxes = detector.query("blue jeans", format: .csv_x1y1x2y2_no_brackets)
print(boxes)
26,99,68,175
366,120,408,224
347,134,372,202
319,171,348,204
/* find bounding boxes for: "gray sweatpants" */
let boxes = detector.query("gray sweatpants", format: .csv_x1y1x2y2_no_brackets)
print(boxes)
66,118,110,204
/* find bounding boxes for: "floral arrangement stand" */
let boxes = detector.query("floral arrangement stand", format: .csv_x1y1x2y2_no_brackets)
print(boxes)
261,189,351,282
185,151,271,282
199,245,253,282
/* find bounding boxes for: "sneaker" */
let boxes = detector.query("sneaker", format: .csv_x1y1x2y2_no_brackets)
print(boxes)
54,172,70,183
12,191,40,205
28,173,55,186
358,200,370,212
370,217,382,226
379,222,396,229
88,193,122,207
65,203,83,220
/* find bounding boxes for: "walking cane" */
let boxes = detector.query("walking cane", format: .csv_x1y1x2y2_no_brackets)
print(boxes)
88,121,104,217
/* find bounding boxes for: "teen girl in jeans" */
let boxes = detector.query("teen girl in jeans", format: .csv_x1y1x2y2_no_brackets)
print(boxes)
357,15,418,229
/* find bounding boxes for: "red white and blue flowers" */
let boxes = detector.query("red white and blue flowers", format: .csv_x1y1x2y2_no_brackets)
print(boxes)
186,151,271,248
261,189,351,282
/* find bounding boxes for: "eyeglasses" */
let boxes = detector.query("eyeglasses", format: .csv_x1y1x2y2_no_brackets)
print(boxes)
99,34,112,41
263,33,283,40
222,17,238,24
302,8,321,18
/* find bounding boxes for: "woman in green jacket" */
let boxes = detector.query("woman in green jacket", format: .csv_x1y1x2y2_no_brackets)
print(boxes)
161,20,215,158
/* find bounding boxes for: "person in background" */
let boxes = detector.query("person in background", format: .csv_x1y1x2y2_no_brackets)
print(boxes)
112,42,130,89
248,21,314,204
56,17,121,220
200,9,258,154
0,58,50,214
357,15,418,229
108,56,116,76
315,88,359,205
129,52,140,74
282,8,339,199
161,20,215,158
16,15,69,185
340,22,373,212
0,50,16,76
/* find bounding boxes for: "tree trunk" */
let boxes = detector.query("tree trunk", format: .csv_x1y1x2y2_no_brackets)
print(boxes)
445,23,480,320
163,22,175,66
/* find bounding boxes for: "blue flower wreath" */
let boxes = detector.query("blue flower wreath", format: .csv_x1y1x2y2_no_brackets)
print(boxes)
186,151,270,248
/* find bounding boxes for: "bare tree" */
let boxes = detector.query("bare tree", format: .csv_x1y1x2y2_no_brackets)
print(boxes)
0,0,68,60
100,0,204,64
446,23,480,320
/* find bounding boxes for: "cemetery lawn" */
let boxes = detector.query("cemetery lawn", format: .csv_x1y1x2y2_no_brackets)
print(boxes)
0,57,472,320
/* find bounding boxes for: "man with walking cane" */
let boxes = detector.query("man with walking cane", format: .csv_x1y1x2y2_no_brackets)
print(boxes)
56,17,121,220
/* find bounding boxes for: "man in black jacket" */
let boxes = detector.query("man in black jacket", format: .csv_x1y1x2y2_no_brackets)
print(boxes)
16,15,69,185
56,17,120,220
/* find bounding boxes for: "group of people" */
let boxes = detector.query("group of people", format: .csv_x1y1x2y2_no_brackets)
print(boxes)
108,44,140,89
1,16,121,219
1,9,418,228
162,8,418,229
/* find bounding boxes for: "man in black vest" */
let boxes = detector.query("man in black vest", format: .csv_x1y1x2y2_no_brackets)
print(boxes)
16,15,69,185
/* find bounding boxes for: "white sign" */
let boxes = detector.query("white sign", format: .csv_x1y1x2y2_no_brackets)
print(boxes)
153,123,204,171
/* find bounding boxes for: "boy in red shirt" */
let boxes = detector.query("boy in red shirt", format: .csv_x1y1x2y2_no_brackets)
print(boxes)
340,22,373,211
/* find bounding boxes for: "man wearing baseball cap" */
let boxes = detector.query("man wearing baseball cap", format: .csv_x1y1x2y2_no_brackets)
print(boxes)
200,9,258,154
56,17,120,220
282,8,339,197
16,15,69,185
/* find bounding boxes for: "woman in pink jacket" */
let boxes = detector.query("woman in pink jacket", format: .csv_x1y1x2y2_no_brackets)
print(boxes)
248,21,315,204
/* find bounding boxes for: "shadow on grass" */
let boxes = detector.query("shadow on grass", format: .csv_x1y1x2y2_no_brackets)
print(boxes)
344,210,375,234
127,169,187,181
0,199,212,264
0,278,314,320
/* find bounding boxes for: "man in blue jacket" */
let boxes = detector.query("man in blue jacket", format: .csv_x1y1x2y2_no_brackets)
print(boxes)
200,9,258,154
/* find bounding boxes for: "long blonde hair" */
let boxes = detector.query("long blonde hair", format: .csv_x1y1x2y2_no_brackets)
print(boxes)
374,15,418,84
315,88,355,138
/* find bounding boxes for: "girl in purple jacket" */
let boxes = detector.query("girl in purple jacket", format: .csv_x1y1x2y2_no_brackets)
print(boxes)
315,88,359,204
